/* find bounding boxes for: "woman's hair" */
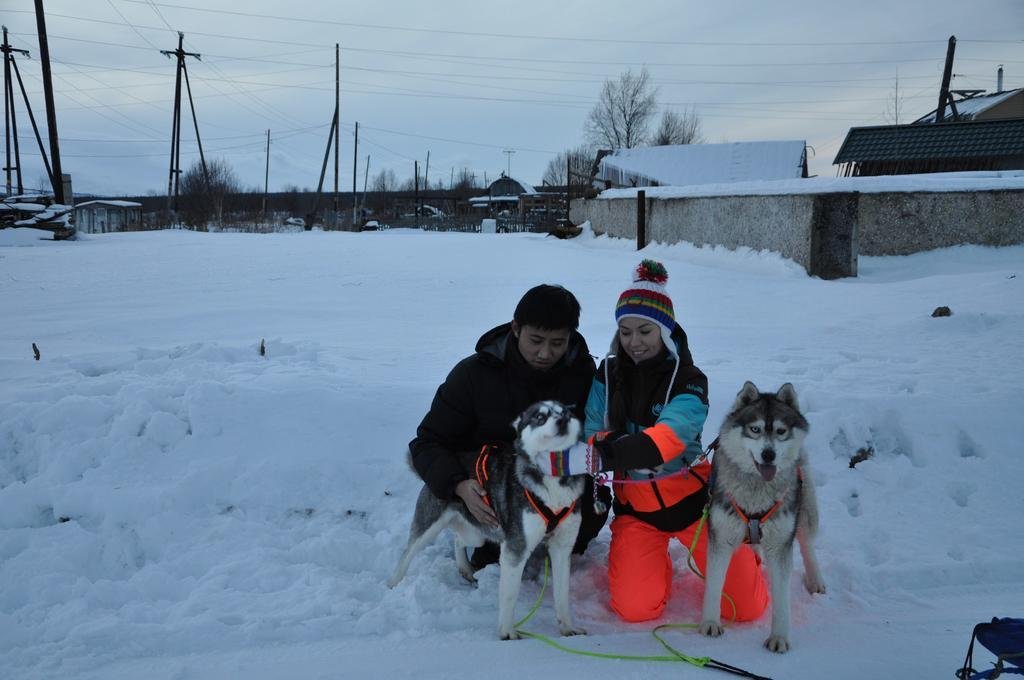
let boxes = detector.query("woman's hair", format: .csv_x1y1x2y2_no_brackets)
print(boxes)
513,284,581,330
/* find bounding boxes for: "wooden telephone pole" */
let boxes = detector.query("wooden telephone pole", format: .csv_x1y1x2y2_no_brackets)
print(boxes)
2,26,30,196
161,32,204,224
33,0,64,203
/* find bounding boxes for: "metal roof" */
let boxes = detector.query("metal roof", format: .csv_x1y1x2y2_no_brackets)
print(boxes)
833,118,1024,164
914,88,1023,123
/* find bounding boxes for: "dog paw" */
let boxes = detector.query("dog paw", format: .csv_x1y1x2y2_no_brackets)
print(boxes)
499,630,522,641
804,575,826,595
559,624,587,637
764,635,790,653
699,620,724,637
458,569,478,585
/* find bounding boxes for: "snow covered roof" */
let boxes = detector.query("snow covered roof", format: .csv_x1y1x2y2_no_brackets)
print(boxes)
75,200,143,209
468,195,520,203
597,141,806,188
508,177,537,195
914,88,1023,123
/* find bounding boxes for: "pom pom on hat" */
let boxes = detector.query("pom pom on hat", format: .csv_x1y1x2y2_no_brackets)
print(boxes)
634,259,668,285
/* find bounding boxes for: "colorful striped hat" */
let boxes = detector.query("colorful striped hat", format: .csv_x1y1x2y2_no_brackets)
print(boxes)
615,260,677,354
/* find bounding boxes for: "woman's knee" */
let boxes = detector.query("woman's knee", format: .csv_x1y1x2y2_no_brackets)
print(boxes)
610,584,667,622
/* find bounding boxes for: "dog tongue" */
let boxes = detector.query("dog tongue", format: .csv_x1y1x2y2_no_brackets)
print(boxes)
757,463,777,481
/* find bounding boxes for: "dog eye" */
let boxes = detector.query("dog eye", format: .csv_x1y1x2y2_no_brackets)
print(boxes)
748,425,762,434
775,427,788,436
532,413,547,425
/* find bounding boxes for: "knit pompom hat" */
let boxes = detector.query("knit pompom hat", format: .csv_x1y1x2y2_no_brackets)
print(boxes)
614,259,677,357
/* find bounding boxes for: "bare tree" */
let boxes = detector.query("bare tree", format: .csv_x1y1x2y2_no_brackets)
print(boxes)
883,72,905,125
371,168,398,193
542,145,595,186
652,108,704,146
584,68,658,149
179,157,240,228
452,167,477,191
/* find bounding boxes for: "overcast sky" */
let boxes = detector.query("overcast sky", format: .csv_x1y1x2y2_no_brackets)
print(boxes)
2,0,1022,197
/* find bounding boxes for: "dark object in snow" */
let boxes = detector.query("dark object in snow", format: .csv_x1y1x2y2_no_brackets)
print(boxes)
32,342,40,360
259,338,266,357
849,446,874,469
956,617,1024,680
932,306,953,317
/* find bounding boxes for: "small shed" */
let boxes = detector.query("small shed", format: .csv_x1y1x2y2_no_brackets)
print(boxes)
833,118,1024,176
74,200,143,233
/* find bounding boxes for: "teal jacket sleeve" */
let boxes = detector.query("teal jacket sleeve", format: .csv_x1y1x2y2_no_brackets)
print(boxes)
583,375,606,440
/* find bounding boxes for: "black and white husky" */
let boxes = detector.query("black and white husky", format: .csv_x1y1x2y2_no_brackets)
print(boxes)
388,400,588,640
700,382,827,653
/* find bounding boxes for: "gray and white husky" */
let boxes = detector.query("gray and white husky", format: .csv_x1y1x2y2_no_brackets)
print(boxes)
388,400,588,640
700,382,826,653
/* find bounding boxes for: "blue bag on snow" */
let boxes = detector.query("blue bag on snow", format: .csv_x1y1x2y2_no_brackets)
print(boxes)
957,618,1024,680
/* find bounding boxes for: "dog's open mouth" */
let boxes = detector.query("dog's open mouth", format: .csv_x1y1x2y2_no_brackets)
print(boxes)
756,463,777,481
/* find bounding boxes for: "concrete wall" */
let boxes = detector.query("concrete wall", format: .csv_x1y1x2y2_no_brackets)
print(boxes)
857,190,1024,256
571,188,1024,277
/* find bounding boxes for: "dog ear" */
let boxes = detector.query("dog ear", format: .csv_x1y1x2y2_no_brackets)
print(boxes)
734,381,760,409
776,383,800,410
511,415,522,430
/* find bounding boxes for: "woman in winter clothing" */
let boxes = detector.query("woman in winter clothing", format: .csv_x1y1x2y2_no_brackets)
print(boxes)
409,284,611,566
556,261,768,623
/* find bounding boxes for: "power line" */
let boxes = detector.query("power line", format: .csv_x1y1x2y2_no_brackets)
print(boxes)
118,2,1017,48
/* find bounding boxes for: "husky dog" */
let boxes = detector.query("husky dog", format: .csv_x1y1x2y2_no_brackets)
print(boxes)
700,382,826,653
388,400,588,640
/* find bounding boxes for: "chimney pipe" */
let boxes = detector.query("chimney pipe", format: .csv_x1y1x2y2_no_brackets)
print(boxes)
997,65,1004,93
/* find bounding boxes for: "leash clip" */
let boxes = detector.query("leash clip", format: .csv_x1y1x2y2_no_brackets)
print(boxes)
747,519,761,545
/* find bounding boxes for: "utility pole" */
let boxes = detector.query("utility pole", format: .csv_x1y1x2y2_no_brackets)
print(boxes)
414,159,419,228
936,35,956,123
424,150,430,192
3,26,30,196
262,128,270,222
33,0,64,203
4,34,51,194
361,153,369,222
502,148,515,177
161,32,202,225
351,120,358,228
333,43,339,229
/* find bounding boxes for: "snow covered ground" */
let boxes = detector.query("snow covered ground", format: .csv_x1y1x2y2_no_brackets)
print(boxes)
1,226,1022,680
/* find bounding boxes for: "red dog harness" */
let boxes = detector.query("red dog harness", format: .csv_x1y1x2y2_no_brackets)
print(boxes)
723,467,803,546
475,445,576,534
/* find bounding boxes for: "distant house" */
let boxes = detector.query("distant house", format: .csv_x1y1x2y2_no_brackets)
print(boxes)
593,141,808,189
74,200,142,233
913,87,1024,124
468,175,538,216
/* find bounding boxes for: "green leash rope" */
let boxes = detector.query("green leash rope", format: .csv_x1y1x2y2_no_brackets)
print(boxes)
513,507,770,679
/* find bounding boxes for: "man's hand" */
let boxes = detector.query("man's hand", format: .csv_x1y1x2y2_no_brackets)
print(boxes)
455,479,498,526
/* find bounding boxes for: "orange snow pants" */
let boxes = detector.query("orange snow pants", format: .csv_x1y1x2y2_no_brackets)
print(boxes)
608,514,769,623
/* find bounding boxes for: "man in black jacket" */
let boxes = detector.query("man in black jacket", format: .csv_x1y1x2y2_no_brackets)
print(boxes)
409,284,611,567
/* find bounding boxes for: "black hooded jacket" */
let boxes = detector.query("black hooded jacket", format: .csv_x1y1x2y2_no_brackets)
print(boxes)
410,323,597,500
